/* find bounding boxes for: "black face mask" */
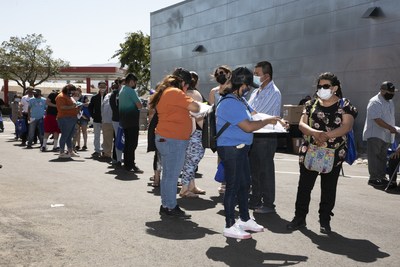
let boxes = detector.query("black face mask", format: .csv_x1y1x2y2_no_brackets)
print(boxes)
384,93,394,100
216,74,227,85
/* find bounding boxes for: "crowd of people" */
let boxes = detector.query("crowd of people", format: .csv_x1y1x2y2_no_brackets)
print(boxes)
2,60,400,240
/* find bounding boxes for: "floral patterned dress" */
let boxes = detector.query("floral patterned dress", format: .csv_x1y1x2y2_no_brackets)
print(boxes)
299,98,358,167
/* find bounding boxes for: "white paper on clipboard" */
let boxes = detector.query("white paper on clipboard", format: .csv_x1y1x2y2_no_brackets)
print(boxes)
252,113,287,133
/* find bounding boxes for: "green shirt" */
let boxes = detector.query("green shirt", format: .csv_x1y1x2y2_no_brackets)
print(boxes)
118,85,141,128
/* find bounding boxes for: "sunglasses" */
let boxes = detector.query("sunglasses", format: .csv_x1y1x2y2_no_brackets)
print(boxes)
317,84,332,89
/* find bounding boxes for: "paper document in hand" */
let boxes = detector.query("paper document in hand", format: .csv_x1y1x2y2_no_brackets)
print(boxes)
190,102,212,118
252,113,287,133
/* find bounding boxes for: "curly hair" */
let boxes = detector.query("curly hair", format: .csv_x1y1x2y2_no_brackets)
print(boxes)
61,84,76,95
149,75,183,108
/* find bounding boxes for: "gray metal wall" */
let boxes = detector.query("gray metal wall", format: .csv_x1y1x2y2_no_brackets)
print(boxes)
150,0,400,150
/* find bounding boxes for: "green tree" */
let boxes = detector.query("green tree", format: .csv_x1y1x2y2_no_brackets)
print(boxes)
113,31,150,96
0,34,69,95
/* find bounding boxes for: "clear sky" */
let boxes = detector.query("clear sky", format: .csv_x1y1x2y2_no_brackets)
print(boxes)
0,0,184,66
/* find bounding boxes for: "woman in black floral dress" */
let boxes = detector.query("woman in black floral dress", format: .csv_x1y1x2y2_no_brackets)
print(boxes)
287,72,358,234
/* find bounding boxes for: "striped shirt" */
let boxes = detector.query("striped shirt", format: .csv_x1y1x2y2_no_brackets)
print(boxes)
248,80,281,116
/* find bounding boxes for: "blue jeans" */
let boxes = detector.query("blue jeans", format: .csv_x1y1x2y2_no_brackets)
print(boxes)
155,134,189,209
58,117,78,152
217,145,251,228
27,118,44,146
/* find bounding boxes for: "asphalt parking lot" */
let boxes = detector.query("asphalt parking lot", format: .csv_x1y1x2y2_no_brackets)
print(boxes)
0,119,399,266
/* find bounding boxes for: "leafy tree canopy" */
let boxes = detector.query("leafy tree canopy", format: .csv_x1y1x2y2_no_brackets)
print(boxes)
0,33,69,94
113,31,150,96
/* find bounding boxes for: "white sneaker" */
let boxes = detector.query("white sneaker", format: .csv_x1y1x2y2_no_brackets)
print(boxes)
223,223,252,239
70,151,80,157
237,218,264,232
59,152,71,159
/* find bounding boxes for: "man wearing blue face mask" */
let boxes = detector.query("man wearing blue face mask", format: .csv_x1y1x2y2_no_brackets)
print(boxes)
363,81,398,188
248,61,282,214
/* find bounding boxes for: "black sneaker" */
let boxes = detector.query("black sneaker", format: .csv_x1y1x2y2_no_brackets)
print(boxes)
248,202,263,210
112,161,122,168
132,165,144,174
368,179,388,187
40,147,46,152
320,223,332,234
92,152,101,158
386,182,398,190
287,217,306,231
159,205,168,216
160,205,191,219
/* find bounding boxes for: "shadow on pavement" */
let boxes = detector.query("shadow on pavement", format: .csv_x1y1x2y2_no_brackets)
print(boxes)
105,169,139,181
373,186,400,195
145,219,218,240
300,228,390,263
206,238,308,266
49,158,85,163
253,213,291,234
177,197,218,211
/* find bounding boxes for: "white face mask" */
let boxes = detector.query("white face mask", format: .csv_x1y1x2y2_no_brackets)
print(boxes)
317,88,333,100
253,76,261,87
14,98,21,102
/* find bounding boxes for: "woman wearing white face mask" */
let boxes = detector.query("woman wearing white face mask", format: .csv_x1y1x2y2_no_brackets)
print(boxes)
287,72,358,234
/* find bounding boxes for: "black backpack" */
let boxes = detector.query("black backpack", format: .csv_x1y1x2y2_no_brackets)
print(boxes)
202,97,230,152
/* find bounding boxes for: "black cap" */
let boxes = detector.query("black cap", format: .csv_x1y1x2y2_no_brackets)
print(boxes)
381,81,397,92
231,67,259,88
172,67,192,85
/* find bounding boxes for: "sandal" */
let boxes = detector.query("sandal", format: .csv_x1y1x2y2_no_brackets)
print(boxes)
152,172,160,187
191,187,206,195
179,190,199,198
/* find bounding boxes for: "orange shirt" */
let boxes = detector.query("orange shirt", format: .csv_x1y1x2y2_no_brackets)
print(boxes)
55,93,79,119
155,87,194,140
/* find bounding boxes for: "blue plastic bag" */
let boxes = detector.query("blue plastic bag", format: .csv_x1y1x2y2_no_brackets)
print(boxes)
16,118,27,135
116,126,125,151
345,129,356,165
339,98,357,165
214,161,225,183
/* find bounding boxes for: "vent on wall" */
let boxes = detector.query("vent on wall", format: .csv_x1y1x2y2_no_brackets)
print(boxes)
362,7,381,18
192,45,206,53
